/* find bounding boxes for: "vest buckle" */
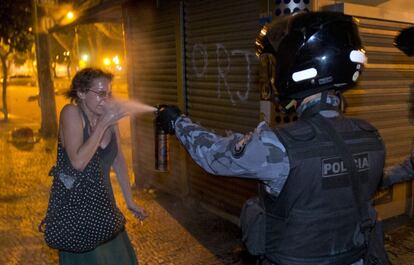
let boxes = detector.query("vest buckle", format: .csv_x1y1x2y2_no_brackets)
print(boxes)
360,218,374,231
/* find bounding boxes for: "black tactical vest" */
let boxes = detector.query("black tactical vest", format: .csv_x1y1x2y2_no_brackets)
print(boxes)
264,112,385,265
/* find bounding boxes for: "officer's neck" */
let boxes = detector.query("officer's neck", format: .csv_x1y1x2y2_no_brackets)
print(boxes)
297,94,340,118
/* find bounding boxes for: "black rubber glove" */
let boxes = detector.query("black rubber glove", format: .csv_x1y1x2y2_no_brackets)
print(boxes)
155,104,182,135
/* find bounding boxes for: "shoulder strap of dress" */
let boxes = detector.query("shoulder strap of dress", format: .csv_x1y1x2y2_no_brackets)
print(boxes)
78,106,91,139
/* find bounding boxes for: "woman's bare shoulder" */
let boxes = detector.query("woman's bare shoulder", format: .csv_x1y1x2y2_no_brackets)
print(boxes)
60,104,83,128
61,104,78,115
60,104,81,120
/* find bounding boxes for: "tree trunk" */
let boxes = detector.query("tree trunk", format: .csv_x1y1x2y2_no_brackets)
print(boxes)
1,54,9,122
33,0,58,138
35,33,58,138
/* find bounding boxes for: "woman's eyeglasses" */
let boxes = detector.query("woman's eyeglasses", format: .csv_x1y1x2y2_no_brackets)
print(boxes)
88,89,112,98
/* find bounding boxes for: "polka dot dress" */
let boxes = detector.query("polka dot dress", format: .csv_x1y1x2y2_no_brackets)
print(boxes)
42,142,126,253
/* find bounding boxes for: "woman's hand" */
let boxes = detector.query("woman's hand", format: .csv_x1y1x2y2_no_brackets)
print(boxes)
127,202,148,222
99,101,128,129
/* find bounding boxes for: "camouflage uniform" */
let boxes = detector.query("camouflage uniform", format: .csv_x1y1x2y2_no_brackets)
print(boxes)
174,95,339,196
383,154,414,187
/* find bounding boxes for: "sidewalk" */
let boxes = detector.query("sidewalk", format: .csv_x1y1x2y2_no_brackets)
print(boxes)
1,118,414,265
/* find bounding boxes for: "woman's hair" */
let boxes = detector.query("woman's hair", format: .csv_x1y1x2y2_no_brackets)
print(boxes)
65,67,114,103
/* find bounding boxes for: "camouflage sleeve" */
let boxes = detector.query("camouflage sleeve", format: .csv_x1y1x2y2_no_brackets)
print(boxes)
382,156,414,188
174,116,290,195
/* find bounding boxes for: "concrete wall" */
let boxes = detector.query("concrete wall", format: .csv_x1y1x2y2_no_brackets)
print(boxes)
312,0,414,28
315,0,414,15
376,0,414,12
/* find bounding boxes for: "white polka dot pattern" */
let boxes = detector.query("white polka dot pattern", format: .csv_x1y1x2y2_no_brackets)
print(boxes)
41,142,125,253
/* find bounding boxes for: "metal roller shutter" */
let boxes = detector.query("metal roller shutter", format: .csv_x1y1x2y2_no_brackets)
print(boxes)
346,17,414,165
184,0,261,217
343,17,414,217
123,1,184,193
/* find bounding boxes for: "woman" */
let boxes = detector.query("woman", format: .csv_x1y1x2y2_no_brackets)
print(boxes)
58,67,146,264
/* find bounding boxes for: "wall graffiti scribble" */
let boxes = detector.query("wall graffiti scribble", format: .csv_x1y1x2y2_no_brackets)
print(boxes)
191,42,255,105
191,43,208,78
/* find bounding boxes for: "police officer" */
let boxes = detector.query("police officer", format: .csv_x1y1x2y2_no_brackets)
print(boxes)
157,11,387,265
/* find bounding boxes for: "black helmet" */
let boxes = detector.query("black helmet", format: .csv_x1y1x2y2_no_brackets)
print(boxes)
256,11,366,100
394,26,414,56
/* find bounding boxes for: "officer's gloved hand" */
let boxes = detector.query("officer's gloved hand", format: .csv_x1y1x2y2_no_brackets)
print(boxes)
155,104,182,135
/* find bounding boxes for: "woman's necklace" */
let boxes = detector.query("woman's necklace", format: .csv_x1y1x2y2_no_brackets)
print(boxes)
88,117,98,132
79,104,98,133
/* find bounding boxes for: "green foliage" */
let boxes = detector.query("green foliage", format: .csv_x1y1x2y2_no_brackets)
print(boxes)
0,0,35,122
0,0,34,55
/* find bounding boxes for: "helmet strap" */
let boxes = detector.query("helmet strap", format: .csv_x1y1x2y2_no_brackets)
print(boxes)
321,91,328,104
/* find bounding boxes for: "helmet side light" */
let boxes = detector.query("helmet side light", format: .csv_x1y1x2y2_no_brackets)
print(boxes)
292,68,318,82
350,50,367,64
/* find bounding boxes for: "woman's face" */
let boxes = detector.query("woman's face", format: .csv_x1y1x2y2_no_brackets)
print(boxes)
82,77,112,115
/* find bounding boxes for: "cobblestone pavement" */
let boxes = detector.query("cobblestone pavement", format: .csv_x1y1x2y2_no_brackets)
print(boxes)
385,221,414,264
1,118,414,265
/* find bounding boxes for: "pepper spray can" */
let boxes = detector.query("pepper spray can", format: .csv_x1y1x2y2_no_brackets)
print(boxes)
154,107,169,172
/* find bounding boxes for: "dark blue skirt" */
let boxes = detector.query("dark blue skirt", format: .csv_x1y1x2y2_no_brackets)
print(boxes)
59,230,138,265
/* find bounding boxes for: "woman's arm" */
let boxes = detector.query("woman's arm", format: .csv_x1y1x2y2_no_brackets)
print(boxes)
112,124,133,204
112,125,146,220
60,105,108,171
61,103,127,171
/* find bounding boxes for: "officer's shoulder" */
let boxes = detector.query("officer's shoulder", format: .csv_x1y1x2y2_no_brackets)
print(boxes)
276,119,315,141
347,117,378,132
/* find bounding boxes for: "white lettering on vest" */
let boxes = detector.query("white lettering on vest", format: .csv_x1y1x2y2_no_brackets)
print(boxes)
322,153,370,178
